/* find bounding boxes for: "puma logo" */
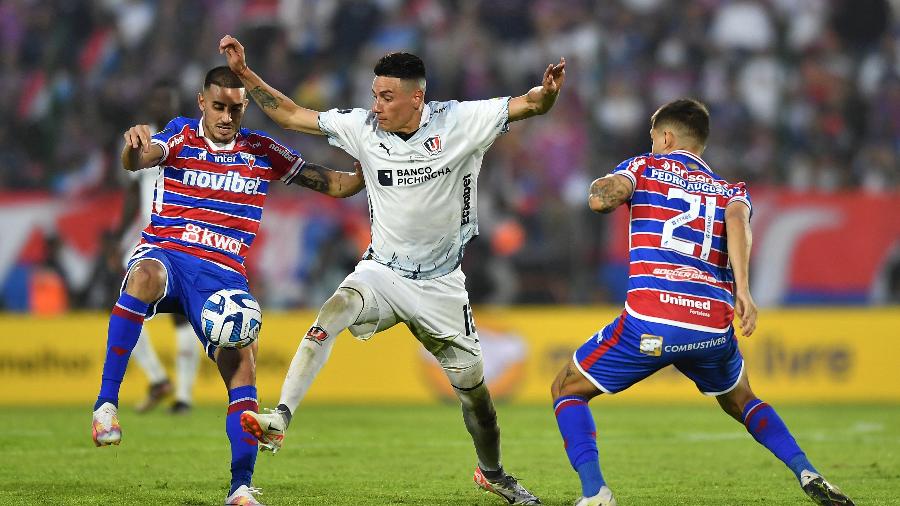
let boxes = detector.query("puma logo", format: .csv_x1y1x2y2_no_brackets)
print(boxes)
378,142,392,156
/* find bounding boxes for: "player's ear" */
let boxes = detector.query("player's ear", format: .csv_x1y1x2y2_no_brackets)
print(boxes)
665,130,676,151
197,92,205,113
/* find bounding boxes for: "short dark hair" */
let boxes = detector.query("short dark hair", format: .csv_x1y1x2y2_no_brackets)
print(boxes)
374,52,426,82
204,66,243,90
651,99,710,147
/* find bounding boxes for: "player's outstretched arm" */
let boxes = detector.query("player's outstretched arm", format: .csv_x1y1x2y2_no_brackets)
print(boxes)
725,201,757,337
219,35,323,136
292,161,365,198
508,57,566,122
588,174,633,213
121,124,164,171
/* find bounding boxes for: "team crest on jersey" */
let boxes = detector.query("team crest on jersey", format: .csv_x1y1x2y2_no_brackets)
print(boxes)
423,135,443,155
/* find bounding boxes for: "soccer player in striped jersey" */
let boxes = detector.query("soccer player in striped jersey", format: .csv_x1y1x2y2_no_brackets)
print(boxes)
91,66,364,506
550,99,854,506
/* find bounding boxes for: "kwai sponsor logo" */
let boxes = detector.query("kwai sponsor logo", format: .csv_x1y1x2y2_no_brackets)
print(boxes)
652,266,718,284
182,170,262,195
180,223,243,254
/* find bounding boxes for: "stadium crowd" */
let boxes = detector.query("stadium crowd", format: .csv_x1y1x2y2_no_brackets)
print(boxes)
0,0,897,306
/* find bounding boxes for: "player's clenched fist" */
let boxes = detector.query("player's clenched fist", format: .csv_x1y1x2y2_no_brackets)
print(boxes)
218,35,248,76
123,124,153,153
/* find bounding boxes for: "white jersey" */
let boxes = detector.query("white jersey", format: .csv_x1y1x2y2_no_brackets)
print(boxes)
319,98,510,279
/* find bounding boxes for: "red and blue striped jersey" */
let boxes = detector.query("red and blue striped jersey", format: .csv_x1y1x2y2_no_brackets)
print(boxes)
144,117,305,277
612,150,752,332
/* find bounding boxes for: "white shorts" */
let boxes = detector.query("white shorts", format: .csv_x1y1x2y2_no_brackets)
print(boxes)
341,260,481,371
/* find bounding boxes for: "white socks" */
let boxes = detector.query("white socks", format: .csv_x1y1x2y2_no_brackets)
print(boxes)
174,322,200,404
278,288,364,414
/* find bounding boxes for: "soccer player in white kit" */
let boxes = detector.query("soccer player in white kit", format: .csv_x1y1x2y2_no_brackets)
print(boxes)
220,35,565,505
115,80,201,414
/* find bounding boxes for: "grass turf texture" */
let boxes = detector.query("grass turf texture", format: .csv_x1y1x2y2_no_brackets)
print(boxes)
0,404,896,505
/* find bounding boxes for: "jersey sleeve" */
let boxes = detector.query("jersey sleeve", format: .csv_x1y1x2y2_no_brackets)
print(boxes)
726,181,753,217
453,98,511,150
150,118,188,166
248,131,305,184
610,155,652,197
317,108,370,159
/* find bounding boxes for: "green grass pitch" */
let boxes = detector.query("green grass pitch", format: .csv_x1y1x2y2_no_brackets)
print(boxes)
1,404,897,505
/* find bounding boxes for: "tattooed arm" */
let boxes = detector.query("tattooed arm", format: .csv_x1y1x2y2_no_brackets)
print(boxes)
588,174,634,213
293,161,365,198
219,35,323,135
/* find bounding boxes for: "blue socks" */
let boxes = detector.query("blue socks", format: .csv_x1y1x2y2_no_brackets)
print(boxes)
227,385,259,495
742,398,817,480
95,293,149,410
554,395,605,497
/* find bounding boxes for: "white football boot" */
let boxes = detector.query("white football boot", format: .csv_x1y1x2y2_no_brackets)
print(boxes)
240,409,286,453
574,486,617,506
473,466,541,504
92,402,122,446
224,485,264,505
800,470,855,505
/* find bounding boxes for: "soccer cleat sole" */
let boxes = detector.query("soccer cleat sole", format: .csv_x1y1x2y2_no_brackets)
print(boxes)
92,429,121,447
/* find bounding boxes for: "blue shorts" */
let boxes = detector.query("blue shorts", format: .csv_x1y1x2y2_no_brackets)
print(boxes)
123,246,250,359
574,310,743,395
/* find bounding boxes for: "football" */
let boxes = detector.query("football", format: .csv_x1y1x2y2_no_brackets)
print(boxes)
200,289,262,349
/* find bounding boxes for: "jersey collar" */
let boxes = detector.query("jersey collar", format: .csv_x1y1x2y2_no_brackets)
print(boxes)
670,149,712,173
197,117,238,151
418,102,431,129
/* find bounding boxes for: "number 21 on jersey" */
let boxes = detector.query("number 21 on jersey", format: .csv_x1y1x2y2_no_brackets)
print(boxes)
660,188,716,261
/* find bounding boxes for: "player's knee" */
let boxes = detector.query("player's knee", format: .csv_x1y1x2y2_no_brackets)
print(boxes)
717,386,755,420
322,287,363,321
124,261,166,303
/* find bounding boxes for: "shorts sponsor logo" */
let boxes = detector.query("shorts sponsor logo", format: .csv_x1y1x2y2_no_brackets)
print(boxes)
305,326,329,344
639,334,663,356
652,266,718,284
182,170,261,195
663,335,728,353
180,223,243,254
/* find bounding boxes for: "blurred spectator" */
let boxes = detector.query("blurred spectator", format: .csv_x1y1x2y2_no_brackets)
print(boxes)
0,0,897,307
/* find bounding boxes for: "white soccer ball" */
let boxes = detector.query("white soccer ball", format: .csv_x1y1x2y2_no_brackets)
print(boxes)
200,289,262,349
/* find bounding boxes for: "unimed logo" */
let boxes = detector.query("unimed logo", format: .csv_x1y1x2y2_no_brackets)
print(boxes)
659,292,711,310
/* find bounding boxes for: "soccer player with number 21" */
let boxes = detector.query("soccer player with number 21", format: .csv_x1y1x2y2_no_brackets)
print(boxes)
550,99,854,506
